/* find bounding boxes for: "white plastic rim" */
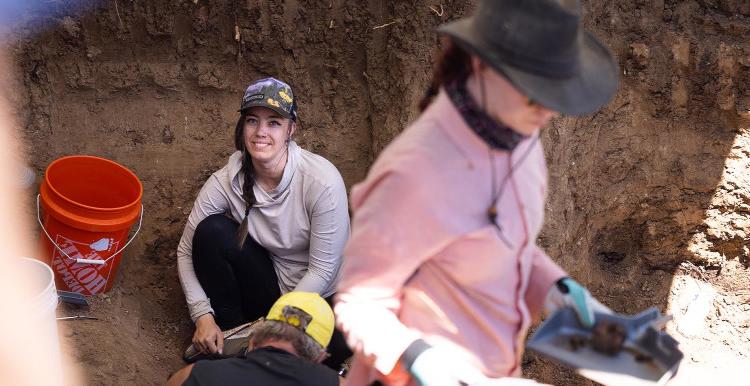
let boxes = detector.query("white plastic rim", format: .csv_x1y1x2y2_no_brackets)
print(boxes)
21,257,58,313
19,257,64,383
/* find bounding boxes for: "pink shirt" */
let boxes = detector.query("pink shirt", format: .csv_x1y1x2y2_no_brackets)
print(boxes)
334,91,566,385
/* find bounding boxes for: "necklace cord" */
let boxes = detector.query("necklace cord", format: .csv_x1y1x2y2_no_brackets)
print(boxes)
487,135,541,248
476,72,541,247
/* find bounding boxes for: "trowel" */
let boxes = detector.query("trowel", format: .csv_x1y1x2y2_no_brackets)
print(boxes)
528,307,683,386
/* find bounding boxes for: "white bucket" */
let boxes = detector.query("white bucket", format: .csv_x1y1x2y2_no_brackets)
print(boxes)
25,257,58,312
21,257,63,379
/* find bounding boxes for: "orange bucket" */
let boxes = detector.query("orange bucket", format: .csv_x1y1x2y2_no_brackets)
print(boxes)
37,155,143,295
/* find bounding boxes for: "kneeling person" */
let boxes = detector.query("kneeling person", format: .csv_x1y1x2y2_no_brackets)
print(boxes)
167,292,340,386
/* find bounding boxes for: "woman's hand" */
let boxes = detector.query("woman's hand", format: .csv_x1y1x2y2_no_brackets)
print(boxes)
192,313,224,355
543,277,611,328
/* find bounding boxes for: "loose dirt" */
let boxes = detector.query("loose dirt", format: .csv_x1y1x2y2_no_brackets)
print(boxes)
2,1,748,385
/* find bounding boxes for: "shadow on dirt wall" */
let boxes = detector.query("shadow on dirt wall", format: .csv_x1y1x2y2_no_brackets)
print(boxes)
526,1,750,383
6,0,749,385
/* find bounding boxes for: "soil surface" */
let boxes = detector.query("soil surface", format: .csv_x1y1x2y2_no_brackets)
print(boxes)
2,1,748,385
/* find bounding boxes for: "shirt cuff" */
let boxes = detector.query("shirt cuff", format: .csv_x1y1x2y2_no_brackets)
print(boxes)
399,339,432,371
189,300,214,323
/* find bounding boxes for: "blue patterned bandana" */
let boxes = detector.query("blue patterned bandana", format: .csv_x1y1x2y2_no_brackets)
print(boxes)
445,76,526,151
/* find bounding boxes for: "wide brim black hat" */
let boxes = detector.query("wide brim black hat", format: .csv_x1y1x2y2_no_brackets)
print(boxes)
437,2,619,116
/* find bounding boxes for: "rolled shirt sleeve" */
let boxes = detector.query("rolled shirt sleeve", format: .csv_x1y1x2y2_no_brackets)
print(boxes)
523,245,567,322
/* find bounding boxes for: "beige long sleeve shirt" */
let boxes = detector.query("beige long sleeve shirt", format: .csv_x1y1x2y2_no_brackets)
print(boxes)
177,141,350,322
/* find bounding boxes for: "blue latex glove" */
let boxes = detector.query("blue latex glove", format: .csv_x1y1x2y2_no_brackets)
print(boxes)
543,277,611,328
408,346,487,386
406,344,551,386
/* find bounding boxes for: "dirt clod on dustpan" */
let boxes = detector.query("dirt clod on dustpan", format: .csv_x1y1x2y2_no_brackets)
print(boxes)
528,307,683,386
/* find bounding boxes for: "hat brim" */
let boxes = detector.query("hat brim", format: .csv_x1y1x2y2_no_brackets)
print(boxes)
239,103,293,120
438,17,619,116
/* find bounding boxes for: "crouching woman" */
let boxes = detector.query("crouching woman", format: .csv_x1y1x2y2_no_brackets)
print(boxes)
176,78,350,368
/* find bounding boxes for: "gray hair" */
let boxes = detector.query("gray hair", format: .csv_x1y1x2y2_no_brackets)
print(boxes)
248,320,326,362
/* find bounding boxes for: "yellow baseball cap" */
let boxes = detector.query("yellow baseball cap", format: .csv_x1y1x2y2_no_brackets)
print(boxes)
266,292,334,348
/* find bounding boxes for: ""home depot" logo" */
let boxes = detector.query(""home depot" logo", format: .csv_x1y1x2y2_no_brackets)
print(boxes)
51,235,115,295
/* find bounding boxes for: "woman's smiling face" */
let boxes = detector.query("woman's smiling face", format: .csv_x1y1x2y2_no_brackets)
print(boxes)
243,106,295,165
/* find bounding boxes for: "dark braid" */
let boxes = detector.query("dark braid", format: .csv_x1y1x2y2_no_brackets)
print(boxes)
419,39,472,112
234,113,256,247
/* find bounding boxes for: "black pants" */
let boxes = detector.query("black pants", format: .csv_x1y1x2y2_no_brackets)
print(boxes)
192,214,351,370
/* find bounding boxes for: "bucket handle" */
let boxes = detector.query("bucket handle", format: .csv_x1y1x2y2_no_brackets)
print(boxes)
36,194,143,266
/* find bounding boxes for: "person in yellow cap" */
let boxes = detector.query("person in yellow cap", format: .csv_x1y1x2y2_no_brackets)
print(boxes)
167,292,340,386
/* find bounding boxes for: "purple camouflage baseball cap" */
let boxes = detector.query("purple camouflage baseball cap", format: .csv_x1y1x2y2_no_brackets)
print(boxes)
239,77,297,121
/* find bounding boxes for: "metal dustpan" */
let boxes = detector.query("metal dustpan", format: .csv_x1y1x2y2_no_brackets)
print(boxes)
528,307,683,386
58,290,89,306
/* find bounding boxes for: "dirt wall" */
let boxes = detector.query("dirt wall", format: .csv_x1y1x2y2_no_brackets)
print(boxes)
4,0,748,385
531,1,750,383
6,1,475,384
